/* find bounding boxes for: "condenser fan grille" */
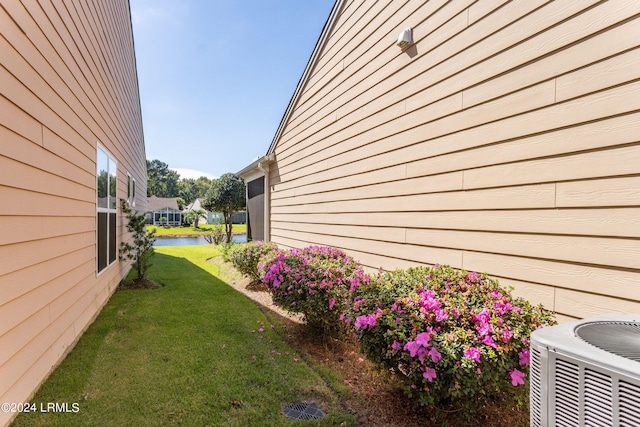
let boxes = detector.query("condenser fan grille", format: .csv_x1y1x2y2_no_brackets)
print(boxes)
575,322,640,362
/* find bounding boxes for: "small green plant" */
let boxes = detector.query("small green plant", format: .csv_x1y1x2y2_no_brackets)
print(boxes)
203,220,226,245
229,241,280,282
219,241,239,261
119,199,156,281
159,216,167,226
342,265,556,414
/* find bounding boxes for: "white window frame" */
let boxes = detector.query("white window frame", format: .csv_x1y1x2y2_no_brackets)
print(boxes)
97,145,117,274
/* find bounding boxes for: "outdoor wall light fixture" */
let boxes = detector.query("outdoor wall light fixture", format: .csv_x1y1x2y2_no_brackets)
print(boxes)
396,27,413,50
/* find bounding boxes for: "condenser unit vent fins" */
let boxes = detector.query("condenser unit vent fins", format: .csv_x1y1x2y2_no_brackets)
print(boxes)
575,321,640,362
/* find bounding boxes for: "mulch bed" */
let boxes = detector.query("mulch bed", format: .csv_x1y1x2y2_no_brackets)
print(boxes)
212,257,530,427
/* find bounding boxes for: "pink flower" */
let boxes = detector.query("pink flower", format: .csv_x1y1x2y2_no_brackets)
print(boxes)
501,327,513,343
329,298,336,310
428,347,441,363
473,309,490,325
418,290,441,311
391,340,402,350
354,312,377,330
423,367,437,382
293,357,299,362
467,271,480,282
477,323,492,337
518,348,530,366
258,328,264,333
510,369,526,386
435,309,448,322
415,332,431,347
463,347,481,363
404,341,421,358
252,355,257,360
483,335,498,349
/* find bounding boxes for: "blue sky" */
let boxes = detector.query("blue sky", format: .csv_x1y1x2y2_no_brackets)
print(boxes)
130,0,335,180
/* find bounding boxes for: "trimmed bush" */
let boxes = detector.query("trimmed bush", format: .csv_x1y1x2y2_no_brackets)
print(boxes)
229,241,280,282
342,265,555,409
261,246,369,333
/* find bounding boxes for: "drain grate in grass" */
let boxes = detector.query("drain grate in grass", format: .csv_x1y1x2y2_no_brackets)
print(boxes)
283,402,325,420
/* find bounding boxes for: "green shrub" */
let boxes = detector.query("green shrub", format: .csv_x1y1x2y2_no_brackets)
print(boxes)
342,265,555,411
229,241,280,282
261,246,369,334
219,241,239,261
119,200,156,281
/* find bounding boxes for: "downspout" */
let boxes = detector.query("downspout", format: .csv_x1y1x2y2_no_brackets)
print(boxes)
257,153,275,243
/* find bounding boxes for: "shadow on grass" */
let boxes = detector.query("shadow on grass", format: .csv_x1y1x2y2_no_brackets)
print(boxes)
11,248,355,427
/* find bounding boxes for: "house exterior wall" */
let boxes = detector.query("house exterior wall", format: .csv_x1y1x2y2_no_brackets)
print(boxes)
267,0,640,324
0,1,145,425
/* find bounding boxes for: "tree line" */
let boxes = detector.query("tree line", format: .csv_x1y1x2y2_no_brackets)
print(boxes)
146,159,213,206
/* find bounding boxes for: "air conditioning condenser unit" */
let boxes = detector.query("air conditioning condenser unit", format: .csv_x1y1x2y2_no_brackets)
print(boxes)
530,314,640,427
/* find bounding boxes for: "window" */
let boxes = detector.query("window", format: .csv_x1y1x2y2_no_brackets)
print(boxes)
97,147,117,273
127,174,131,203
126,173,137,207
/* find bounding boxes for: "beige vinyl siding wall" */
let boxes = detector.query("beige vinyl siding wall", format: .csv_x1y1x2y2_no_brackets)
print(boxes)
0,1,145,424
268,0,640,324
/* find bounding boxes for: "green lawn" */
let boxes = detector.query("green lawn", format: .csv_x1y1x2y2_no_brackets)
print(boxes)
150,223,247,236
12,246,354,427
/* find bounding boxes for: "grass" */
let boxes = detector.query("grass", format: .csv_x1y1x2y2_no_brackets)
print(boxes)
150,223,247,236
12,246,354,427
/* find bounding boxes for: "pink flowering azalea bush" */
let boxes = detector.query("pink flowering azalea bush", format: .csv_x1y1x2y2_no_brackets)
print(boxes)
229,241,280,282
260,245,369,333
342,265,555,408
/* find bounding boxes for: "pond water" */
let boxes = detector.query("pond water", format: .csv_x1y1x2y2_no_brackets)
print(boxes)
154,234,247,246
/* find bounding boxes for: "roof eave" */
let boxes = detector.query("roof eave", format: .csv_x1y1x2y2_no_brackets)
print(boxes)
236,153,276,178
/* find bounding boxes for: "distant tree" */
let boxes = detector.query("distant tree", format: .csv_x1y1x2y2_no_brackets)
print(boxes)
176,197,186,210
202,173,245,243
194,176,213,198
178,178,198,204
146,159,180,197
177,176,213,204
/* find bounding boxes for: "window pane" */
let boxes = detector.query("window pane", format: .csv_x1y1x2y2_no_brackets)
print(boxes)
109,213,117,264
98,212,108,271
132,179,136,205
109,158,117,210
97,149,108,209
127,175,131,200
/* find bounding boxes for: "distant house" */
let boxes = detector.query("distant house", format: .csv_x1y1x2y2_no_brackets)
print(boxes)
0,1,146,426
238,0,640,323
146,196,182,226
181,198,247,226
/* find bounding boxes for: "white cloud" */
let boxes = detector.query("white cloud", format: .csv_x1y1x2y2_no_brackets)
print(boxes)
171,168,217,180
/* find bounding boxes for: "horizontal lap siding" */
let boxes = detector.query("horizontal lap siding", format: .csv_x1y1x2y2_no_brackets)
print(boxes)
0,1,145,425
269,0,640,323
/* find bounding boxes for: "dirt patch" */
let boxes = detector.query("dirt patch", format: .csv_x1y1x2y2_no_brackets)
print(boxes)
119,278,162,290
